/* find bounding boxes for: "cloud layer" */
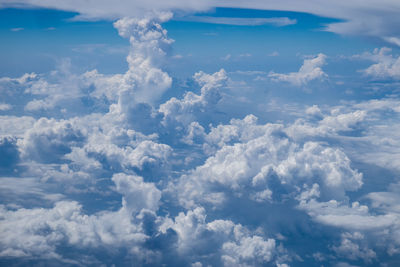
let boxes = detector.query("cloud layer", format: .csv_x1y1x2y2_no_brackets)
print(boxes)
1,10,400,267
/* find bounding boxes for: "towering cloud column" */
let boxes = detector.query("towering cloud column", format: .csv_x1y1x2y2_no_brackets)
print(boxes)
113,13,173,109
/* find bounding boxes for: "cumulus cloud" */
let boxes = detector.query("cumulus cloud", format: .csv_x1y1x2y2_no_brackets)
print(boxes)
269,53,327,86
160,207,281,266
287,98,400,173
2,4,400,266
22,59,85,112
174,114,362,209
0,192,282,266
17,118,86,163
112,14,173,104
332,232,376,263
360,47,400,80
0,201,149,261
0,103,11,111
159,69,227,127
112,173,162,213
0,116,35,137
1,14,174,116
0,171,163,262
221,235,276,266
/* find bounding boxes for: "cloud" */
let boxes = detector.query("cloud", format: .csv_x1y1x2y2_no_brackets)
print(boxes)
288,98,400,172
384,36,400,47
0,200,149,261
0,0,211,20
160,207,281,266
0,103,11,111
221,235,276,266
174,114,363,209
159,69,227,127
360,47,400,80
269,53,327,86
0,116,35,137
0,178,64,207
0,170,164,263
221,54,231,61
10,27,23,32
179,16,297,26
1,5,400,265
2,14,174,115
17,118,86,164
299,199,397,231
332,232,376,263
112,14,173,105
112,173,162,213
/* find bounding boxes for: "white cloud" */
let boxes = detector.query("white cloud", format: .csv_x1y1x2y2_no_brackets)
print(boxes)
13,73,37,84
0,200,150,260
299,199,397,231
2,3,400,265
361,47,400,80
160,207,280,266
332,232,376,263
0,177,64,205
0,172,164,261
0,116,35,137
269,54,327,86
159,69,227,127
2,14,174,114
0,103,11,111
175,114,362,208
179,16,296,26
221,235,276,266
112,173,162,213
10,27,23,32
287,98,400,172
94,14,174,115
384,36,400,47
17,118,86,163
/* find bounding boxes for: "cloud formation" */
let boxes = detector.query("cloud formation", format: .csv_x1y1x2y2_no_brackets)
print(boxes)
360,47,400,80
179,16,297,26
1,9,400,267
269,53,327,86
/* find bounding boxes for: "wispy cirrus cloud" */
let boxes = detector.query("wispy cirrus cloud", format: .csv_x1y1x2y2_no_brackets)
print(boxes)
177,16,297,26
10,27,23,32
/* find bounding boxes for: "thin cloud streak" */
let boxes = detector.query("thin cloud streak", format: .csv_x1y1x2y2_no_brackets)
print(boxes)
177,16,297,26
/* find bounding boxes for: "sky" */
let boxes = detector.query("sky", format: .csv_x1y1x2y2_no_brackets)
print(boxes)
1,1,400,266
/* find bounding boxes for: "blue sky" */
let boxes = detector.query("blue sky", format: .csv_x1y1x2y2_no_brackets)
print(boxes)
0,7,382,76
1,2,400,266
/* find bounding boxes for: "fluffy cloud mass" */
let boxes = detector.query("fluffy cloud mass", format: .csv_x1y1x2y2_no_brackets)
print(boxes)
268,53,327,85
1,7,400,267
360,47,400,79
